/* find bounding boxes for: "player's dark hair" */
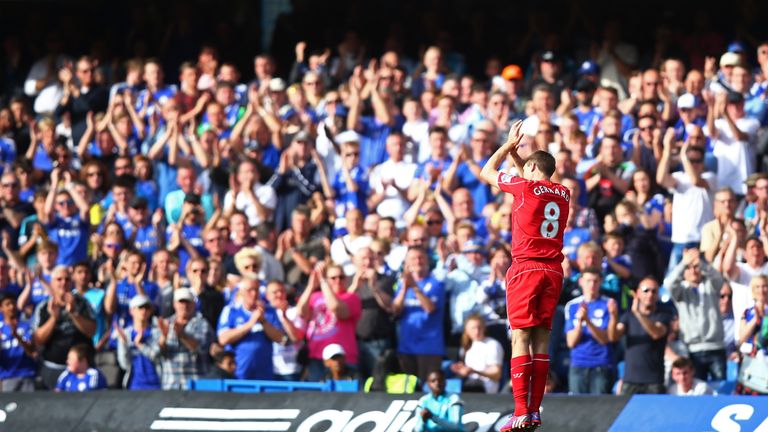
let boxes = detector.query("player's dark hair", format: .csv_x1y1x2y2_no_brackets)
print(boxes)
526,150,556,178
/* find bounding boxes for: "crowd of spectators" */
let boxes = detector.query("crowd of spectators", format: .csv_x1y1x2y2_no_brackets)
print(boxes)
1,5,768,399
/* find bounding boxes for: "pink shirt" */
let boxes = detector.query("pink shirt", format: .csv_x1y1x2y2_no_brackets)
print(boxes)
306,290,361,364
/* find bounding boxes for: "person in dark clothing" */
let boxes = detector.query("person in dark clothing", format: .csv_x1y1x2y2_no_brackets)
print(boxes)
54,56,108,144
608,277,673,395
185,257,225,331
612,200,664,284
267,131,326,233
348,246,395,381
205,351,236,379
32,265,96,389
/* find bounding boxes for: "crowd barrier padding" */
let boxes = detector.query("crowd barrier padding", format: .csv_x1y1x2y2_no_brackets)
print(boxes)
0,391,629,431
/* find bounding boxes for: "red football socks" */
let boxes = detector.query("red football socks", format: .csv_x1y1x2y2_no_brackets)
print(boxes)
528,353,550,413
510,355,532,416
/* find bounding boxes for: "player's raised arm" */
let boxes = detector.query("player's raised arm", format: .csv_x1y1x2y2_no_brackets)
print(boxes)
480,120,525,187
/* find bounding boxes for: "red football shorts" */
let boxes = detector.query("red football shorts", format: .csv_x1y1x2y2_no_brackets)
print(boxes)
505,259,563,330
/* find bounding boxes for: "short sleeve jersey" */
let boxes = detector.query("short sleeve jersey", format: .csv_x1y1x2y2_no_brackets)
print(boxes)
497,173,570,262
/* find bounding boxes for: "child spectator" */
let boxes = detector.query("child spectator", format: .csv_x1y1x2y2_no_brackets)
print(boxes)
205,350,236,379
55,344,107,392
602,232,631,281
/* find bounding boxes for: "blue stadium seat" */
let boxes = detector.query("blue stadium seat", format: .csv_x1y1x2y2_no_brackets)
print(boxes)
332,380,359,392
727,361,739,382
188,379,224,391
221,380,331,393
716,380,736,395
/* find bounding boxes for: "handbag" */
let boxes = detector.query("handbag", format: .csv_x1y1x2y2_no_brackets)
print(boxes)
738,351,768,394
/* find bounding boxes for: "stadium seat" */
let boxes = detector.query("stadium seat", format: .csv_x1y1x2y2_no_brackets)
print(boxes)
187,379,224,391
332,380,359,392
716,380,736,395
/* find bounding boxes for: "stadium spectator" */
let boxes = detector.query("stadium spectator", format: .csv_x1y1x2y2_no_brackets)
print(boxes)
32,265,96,389
667,357,716,396
55,344,107,392
665,249,726,381
322,343,357,381
205,350,236,379
565,268,616,394
265,280,304,381
115,294,161,390
330,208,372,276
657,127,715,272
223,158,276,227
42,168,91,266
0,293,36,392
276,205,328,289
297,262,361,381
151,288,214,390
449,315,503,394
413,370,464,432
700,188,738,263
608,278,672,395
392,246,446,383
348,247,395,381
217,275,285,380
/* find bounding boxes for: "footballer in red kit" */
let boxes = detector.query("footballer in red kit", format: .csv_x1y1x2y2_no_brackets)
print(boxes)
480,120,570,432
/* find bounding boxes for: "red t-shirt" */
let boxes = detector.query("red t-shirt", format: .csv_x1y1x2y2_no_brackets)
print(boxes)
497,172,570,263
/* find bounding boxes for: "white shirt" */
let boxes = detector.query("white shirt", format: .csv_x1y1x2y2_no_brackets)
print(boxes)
223,183,277,227
667,378,716,396
706,117,760,195
669,171,715,244
369,159,417,227
730,280,754,354
462,337,504,394
402,119,430,163
272,306,305,376
33,84,64,115
330,234,373,276
735,261,768,287
315,122,342,183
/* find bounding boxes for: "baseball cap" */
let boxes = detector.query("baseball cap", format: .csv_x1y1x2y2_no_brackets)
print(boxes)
130,196,148,209
461,238,485,254
322,343,346,361
720,52,741,67
501,64,523,81
726,91,745,104
540,51,557,62
268,77,286,92
129,294,150,309
575,79,596,93
577,60,600,76
676,93,696,110
173,288,195,303
727,41,747,53
335,130,360,145
746,172,768,187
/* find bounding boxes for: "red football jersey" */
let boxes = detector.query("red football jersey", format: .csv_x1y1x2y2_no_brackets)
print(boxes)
497,172,570,263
